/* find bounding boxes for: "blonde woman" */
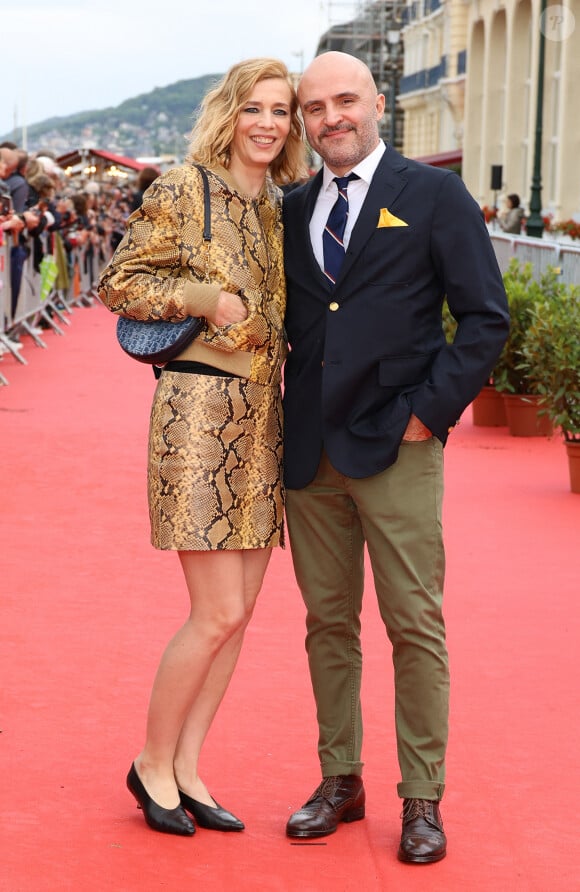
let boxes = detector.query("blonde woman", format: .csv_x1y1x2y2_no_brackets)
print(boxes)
99,58,305,837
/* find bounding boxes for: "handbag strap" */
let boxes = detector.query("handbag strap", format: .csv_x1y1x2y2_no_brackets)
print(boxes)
193,163,211,283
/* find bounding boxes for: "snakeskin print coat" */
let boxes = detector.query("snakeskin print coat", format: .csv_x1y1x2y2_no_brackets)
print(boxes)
98,162,287,385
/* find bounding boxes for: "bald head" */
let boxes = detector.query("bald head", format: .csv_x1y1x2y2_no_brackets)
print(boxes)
297,52,385,175
299,52,378,103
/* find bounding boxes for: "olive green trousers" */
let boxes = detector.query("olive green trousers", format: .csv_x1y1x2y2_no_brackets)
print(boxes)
286,440,449,800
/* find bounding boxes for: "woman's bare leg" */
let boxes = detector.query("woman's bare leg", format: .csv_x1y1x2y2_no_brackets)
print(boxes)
173,548,271,805
133,548,270,809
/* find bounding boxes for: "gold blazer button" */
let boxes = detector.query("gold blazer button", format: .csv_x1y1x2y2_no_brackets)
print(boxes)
329,301,339,311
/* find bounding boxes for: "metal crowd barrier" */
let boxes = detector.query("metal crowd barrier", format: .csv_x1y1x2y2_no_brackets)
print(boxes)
0,237,11,385
0,232,106,385
559,246,580,286
489,231,580,285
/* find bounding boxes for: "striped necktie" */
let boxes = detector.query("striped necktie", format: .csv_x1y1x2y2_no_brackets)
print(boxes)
323,173,359,285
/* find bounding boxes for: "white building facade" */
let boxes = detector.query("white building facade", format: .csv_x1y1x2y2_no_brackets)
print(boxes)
398,0,580,222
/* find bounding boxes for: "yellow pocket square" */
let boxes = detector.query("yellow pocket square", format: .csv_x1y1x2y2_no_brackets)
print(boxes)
377,208,409,228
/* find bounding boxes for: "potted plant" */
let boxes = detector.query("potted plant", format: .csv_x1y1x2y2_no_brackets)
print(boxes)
519,282,580,492
471,379,507,427
494,259,557,436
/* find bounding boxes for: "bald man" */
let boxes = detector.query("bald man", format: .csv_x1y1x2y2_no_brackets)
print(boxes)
282,52,509,863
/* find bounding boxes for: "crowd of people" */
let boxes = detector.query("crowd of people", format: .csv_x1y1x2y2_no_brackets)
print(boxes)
0,141,159,354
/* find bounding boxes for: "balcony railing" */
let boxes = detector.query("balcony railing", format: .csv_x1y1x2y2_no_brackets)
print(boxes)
399,56,448,94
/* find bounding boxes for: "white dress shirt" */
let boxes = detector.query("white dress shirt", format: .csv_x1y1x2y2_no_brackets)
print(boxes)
309,140,386,272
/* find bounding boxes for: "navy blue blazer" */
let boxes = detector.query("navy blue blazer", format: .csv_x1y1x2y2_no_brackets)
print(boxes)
282,144,509,488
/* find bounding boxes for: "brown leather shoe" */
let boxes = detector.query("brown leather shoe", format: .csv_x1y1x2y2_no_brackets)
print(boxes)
397,798,447,863
286,775,365,838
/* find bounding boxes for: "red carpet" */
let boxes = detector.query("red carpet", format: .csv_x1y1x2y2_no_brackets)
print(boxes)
1,305,579,891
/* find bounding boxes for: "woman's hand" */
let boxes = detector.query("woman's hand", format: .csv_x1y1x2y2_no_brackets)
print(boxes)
210,290,248,327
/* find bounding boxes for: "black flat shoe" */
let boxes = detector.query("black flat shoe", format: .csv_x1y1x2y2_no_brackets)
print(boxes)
127,764,195,836
179,789,244,832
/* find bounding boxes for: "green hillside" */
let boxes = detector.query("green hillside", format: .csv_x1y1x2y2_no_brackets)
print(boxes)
2,74,222,159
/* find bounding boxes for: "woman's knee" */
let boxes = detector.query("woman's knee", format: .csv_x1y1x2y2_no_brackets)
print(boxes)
193,603,249,649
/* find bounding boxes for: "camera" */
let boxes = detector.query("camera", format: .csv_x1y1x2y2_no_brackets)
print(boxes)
0,194,12,216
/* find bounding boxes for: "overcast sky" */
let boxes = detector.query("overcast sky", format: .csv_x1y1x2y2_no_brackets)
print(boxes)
0,0,360,139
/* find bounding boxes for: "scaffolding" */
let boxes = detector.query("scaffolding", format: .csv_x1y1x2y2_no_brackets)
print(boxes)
317,0,405,148
323,1,367,30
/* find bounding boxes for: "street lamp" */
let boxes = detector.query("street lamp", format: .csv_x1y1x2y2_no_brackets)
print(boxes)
526,0,546,238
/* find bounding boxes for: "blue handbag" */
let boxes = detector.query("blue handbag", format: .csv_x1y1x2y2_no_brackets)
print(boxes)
116,164,211,365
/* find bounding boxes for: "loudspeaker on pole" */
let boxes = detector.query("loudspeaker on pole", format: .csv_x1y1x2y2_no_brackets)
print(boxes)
490,165,503,191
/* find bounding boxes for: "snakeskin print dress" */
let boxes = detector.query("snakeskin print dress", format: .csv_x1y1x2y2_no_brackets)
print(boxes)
99,163,287,551
148,370,283,550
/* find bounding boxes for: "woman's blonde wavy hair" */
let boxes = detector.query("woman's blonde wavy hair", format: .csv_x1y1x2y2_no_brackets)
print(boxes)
187,58,306,185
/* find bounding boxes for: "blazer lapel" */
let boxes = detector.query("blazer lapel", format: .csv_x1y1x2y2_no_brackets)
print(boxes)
337,146,409,286
296,171,333,292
